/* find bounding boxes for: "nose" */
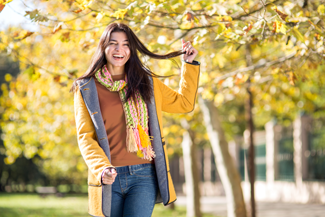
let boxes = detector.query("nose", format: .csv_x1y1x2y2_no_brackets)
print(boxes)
115,44,120,51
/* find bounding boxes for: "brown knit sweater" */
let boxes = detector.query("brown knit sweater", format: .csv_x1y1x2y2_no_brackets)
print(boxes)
94,74,152,167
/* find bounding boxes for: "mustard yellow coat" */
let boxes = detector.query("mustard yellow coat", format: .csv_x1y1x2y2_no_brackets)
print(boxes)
74,61,200,216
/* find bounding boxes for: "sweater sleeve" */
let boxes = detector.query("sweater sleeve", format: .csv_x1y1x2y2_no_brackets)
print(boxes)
74,86,113,184
157,61,200,113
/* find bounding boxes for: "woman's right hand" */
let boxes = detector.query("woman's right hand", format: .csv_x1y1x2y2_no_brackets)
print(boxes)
102,167,117,185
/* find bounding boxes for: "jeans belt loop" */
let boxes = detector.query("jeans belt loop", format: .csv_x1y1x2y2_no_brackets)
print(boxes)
128,165,133,175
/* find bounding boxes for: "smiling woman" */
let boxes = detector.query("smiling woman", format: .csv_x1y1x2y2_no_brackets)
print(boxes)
71,23,200,217
105,32,131,71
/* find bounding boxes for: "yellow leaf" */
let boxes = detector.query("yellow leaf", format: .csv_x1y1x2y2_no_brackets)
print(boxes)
4,156,15,165
317,5,325,15
112,8,128,20
191,3,202,10
0,0,12,5
75,0,93,10
288,71,296,85
274,20,287,34
167,147,174,156
4,73,12,82
214,93,224,105
223,28,234,38
216,15,232,22
180,20,194,29
202,90,214,101
200,73,209,85
52,22,63,34
96,12,104,22
14,31,34,40
215,54,226,68
73,9,83,13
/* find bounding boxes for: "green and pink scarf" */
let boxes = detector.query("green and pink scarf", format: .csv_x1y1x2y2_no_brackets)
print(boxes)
95,65,155,161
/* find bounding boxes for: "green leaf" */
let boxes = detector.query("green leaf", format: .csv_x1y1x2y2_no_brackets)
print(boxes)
23,66,40,81
291,27,305,43
23,66,35,78
216,23,226,34
161,3,173,12
24,9,49,22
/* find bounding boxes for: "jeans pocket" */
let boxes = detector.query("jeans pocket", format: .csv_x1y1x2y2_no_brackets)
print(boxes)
133,166,156,177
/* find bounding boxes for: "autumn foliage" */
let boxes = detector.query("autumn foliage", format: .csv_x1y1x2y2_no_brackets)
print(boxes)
0,0,325,184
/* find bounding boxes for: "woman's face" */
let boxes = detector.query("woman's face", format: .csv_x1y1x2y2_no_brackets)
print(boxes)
105,31,131,68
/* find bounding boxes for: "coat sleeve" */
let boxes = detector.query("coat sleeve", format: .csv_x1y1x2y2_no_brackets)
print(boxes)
74,86,113,184
156,61,200,113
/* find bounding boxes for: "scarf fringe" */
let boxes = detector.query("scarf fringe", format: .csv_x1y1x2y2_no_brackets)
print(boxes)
137,125,150,148
126,127,138,153
126,125,155,160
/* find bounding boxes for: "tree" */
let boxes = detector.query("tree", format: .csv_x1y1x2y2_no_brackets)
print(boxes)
181,119,202,217
199,97,247,217
0,72,87,185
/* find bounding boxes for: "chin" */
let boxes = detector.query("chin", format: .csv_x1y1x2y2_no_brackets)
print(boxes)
112,63,126,67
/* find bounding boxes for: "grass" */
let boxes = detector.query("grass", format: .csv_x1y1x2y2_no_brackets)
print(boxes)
0,193,217,217
0,193,89,217
153,204,217,217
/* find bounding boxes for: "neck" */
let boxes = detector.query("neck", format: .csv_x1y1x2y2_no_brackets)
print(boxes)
107,63,125,76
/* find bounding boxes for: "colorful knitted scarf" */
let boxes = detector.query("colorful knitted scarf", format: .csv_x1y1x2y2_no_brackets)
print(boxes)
95,65,155,161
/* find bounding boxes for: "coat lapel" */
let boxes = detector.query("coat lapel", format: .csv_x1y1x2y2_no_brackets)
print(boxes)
78,77,112,217
78,77,111,161
147,77,169,204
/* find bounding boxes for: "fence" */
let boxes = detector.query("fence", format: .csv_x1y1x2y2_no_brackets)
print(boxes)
239,144,266,181
307,118,325,181
277,125,294,181
169,115,325,203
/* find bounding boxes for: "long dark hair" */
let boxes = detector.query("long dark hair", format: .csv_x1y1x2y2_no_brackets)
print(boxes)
71,23,184,102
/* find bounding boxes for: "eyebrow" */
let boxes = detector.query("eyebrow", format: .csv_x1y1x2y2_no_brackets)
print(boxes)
109,39,129,42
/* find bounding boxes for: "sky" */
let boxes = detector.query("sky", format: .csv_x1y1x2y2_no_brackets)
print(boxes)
0,0,39,31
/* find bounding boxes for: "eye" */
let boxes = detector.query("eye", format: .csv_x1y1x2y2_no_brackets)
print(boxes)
124,44,129,47
109,42,117,45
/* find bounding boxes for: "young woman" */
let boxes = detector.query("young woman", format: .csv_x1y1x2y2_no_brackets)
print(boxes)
72,23,200,217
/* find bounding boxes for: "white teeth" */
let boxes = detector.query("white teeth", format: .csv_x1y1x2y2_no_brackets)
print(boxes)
113,55,124,58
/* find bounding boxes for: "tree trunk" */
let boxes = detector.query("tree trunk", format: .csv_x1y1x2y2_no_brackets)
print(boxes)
199,97,247,217
181,119,202,217
245,45,256,217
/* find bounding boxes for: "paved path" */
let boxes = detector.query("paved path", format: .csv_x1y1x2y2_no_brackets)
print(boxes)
175,196,325,217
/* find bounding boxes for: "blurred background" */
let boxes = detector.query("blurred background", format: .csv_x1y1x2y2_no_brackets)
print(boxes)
0,0,325,217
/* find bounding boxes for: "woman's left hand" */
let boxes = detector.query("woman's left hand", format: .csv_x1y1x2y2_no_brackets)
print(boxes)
181,39,198,63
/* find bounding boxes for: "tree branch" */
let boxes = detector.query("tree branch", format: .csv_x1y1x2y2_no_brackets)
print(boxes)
233,0,283,20
168,30,191,46
214,51,297,83
12,50,72,79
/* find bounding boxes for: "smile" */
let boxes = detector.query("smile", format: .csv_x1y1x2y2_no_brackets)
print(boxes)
113,54,124,60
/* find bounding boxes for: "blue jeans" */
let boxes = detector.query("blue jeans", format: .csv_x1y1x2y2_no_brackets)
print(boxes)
110,163,158,217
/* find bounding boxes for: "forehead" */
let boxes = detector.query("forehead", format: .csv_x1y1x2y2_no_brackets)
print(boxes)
109,31,128,41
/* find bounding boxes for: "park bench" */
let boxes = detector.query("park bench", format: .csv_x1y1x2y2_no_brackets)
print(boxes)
35,186,62,197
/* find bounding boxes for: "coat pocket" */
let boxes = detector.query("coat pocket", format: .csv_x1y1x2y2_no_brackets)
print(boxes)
88,169,101,186
88,185,104,217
